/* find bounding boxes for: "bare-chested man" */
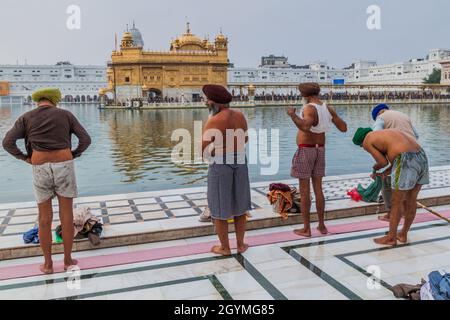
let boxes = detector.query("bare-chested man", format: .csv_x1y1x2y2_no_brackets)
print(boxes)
287,83,347,237
201,85,252,256
371,103,420,222
352,128,429,246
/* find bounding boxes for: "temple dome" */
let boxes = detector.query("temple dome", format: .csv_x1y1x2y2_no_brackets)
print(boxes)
215,33,227,42
121,31,134,49
129,22,144,48
171,23,208,52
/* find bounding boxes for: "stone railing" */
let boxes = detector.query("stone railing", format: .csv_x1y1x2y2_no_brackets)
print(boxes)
100,98,450,110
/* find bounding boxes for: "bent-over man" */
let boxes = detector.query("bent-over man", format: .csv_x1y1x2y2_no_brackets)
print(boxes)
353,128,429,246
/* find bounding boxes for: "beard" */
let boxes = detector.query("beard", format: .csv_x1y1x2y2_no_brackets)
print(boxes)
208,103,221,116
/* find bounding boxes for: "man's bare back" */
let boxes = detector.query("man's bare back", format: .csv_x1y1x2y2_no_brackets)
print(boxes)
203,108,248,154
363,129,421,168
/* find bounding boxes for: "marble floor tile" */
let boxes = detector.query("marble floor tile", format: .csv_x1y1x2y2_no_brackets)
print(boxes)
133,198,157,205
216,270,266,295
105,200,130,208
140,211,169,220
137,204,163,212
171,208,199,217
160,196,184,202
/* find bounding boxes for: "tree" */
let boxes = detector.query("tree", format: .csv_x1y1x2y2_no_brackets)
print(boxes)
423,68,442,84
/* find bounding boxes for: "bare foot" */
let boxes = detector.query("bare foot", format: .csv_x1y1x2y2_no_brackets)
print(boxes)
317,225,328,235
237,243,249,254
396,233,408,244
294,228,312,238
64,259,78,271
378,214,390,222
39,264,54,275
374,235,397,246
211,246,232,256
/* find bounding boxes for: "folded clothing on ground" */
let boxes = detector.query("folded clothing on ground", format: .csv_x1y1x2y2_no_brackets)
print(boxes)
23,226,39,244
267,184,301,220
55,207,103,245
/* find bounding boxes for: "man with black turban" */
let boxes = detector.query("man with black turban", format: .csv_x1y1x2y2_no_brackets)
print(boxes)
201,85,252,256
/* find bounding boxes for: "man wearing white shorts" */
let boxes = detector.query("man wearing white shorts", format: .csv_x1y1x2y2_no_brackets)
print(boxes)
2,88,91,274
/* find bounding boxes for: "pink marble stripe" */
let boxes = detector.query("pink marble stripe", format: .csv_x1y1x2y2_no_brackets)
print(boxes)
1,210,449,281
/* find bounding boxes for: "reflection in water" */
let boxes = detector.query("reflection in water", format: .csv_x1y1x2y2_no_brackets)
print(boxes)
103,109,210,184
0,103,449,203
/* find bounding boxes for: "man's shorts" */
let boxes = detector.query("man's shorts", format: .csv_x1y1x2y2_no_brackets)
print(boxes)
291,146,326,180
392,148,429,191
32,160,78,204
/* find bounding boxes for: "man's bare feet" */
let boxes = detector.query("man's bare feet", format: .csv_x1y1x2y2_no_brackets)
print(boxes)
39,264,54,275
294,228,312,237
64,259,78,271
378,214,390,222
396,233,408,244
237,243,249,254
317,225,328,235
211,246,232,256
374,235,397,246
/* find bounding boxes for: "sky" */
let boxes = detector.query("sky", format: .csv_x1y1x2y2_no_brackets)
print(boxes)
0,0,449,68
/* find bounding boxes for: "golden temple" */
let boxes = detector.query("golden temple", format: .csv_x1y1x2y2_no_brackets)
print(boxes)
101,22,229,103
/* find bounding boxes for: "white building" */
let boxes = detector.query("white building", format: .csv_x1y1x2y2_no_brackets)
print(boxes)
348,49,450,85
228,62,351,94
0,61,107,104
228,49,450,93
440,59,450,85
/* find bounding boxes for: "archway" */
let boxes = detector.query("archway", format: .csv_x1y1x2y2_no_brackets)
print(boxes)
147,88,162,102
64,95,74,102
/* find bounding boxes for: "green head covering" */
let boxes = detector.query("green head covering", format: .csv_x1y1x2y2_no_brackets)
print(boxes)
352,127,373,146
31,88,62,105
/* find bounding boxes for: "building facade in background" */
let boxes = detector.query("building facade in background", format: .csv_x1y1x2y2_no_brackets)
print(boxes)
228,48,450,94
0,61,106,104
441,59,450,85
102,23,228,102
260,55,291,68
1,45,449,104
347,49,450,85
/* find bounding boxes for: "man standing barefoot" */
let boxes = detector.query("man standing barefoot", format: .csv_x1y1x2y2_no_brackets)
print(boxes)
352,128,429,246
2,88,91,274
288,83,347,237
202,85,252,256
371,104,420,222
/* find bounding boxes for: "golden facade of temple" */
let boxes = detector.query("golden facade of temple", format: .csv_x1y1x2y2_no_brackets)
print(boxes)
102,23,229,102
